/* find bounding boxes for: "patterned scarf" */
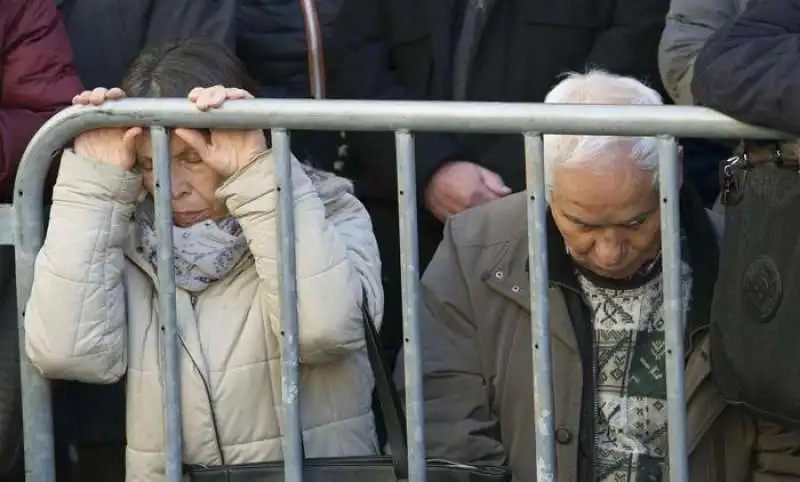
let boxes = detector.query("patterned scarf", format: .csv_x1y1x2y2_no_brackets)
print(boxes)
133,199,252,293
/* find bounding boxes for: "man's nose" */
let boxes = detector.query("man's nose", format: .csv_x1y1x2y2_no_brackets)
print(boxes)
594,238,624,267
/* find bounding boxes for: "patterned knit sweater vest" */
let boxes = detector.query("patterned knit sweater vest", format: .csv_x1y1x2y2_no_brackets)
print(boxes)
577,261,692,482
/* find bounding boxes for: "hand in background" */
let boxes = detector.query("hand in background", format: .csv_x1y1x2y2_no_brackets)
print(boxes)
425,161,511,221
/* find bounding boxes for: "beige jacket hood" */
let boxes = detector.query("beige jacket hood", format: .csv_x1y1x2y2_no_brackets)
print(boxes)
25,149,384,481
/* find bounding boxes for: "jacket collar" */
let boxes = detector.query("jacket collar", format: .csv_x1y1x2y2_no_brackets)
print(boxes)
485,185,719,352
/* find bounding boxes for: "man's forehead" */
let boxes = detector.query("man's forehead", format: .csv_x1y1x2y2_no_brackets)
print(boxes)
553,163,656,201
551,167,658,220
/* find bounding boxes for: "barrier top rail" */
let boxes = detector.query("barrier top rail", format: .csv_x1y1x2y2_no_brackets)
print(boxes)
27,98,791,144
15,99,791,222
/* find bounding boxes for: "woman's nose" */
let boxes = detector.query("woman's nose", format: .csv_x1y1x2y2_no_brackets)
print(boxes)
170,169,191,200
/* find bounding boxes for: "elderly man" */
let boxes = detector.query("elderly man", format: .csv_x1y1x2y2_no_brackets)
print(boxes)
406,70,780,482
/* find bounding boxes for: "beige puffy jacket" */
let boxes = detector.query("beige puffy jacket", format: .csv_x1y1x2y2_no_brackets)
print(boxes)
25,150,384,481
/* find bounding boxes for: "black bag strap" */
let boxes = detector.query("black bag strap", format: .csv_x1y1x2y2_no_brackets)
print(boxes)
296,290,410,478
360,288,410,479
196,288,411,479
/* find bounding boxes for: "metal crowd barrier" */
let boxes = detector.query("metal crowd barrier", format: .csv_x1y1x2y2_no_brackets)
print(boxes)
7,99,791,482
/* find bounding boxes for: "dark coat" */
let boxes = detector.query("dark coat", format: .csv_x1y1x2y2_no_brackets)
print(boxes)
56,0,236,89
0,0,81,200
237,0,343,99
692,0,800,133
329,0,670,202
236,0,346,170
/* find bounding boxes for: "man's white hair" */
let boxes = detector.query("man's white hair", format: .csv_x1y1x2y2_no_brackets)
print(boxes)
543,70,664,200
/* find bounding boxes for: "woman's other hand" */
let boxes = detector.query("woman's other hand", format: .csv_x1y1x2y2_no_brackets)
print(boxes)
72,88,142,170
174,86,267,177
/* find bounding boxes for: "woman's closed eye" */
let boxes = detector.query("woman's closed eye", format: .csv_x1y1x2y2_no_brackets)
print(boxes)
179,153,204,168
179,153,204,170
135,154,203,172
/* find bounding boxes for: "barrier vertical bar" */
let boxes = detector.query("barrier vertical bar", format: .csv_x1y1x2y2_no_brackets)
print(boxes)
16,268,54,482
151,126,183,482
523,133,556,481
272,128,304,482
13,142,55,482
395,130,426,482
657,136,689,482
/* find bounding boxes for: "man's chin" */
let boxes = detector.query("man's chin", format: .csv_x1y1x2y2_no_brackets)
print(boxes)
581,263,637,280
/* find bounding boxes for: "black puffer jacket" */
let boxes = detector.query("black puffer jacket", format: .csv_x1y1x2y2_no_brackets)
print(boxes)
237,0,342,98
692,0,800,133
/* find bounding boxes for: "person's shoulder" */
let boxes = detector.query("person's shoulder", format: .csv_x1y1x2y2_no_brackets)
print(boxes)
3,0,57,29
446,191,528,251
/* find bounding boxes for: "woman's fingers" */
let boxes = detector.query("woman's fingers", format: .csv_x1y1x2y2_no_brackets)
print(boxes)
194,85,226,111
73,87,126,106
72,91,89,105
106,87,126,100
173,128,210,158
190,86,254,111
187,87,205,102
121,127,143,149
226,88,253,100
88,87,111,105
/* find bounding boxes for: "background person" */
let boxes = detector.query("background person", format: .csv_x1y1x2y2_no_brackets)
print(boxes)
1,0,81,200
658,0,754,207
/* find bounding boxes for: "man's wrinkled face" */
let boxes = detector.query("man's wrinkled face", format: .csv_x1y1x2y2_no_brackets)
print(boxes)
550,147,662,280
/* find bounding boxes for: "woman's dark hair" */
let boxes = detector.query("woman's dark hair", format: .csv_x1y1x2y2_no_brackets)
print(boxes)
121,37,261,97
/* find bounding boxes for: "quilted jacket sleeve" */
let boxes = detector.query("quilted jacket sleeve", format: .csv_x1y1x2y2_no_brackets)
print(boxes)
24,150,140,383
692,0,800,132
216,151,383,365
658,0,744,105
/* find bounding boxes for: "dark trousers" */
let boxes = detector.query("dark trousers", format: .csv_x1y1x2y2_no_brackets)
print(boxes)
52,380,126,482
55,442,125,482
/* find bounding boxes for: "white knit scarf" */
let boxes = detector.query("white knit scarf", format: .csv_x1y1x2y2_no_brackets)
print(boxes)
133,199,252,293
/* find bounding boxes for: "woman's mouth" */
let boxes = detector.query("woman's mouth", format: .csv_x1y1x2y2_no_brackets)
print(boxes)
172,210,210,227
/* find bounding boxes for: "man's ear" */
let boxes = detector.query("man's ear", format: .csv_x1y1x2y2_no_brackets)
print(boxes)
677,145,684,188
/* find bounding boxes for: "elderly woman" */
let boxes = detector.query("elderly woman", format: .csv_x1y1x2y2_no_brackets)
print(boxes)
23,38,383,480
